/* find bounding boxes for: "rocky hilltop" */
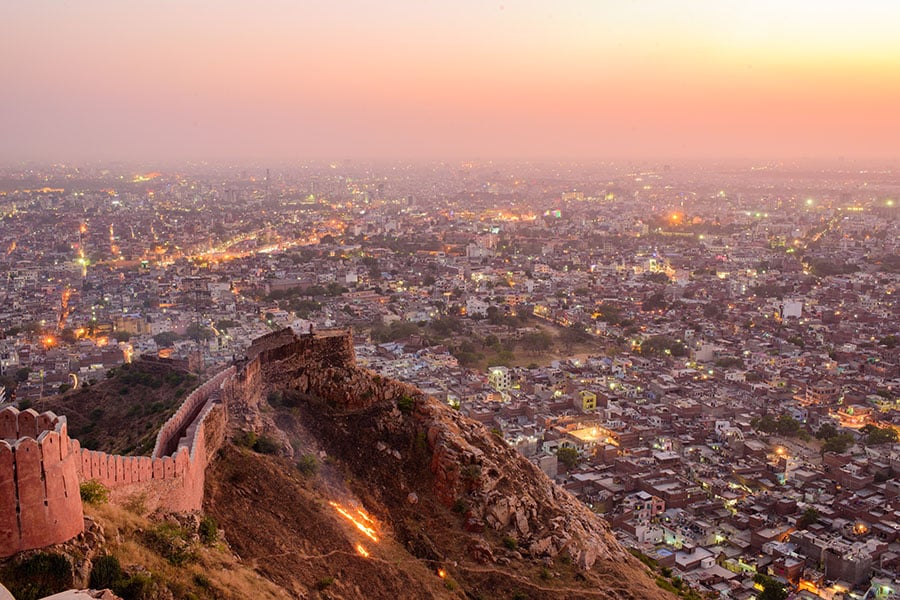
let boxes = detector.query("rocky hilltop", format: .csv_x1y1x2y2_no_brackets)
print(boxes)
205,328,673,599
0,329,674,599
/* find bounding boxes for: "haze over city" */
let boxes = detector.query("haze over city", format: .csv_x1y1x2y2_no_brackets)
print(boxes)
1,3,900,600
3,1,900,163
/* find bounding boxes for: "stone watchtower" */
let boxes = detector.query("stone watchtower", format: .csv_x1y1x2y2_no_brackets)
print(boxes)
0,407,84,557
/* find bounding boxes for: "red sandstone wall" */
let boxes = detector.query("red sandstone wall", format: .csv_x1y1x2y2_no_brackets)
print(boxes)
0,408,84,558
77,367,235,514
152,367,234,459
1,330,355,558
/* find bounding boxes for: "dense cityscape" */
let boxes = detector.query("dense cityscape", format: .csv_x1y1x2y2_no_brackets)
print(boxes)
1,161,897,599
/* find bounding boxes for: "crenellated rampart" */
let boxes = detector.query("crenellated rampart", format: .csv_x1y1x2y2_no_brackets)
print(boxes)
0,328,356,558
152,367,234,459
76,366,235,513
0,408,84,558
1,364,235,556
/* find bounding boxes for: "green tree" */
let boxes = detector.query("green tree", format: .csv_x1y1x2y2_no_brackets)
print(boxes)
751,415,778,434
797,507,819,530
641,292,668,312
153,332,179,348
559,324,590,352
326,282,348,296
185,323,213,343
775,415,801,437
753,574,788,600
556,447,580,469
822,433,855,455
522,331,553,355
863,424,898,445
216,319,239,331
486,305,505,325
815,423,839,440
112,331,131,343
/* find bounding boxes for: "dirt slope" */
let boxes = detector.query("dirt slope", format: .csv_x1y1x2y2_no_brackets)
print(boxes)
204,386,675,600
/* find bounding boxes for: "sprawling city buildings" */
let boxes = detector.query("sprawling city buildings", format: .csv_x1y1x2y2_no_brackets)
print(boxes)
1,161,898,599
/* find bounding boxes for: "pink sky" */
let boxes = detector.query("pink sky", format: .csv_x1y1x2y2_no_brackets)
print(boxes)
2,1,899,162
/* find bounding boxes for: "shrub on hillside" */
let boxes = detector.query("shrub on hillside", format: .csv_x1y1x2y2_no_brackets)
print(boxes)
4,552,72,600
80,480,109,504
198,515,219,545
296,454,318,476
89,555,123,589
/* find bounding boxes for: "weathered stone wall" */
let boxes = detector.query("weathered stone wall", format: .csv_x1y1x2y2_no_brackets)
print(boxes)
228,328,356,431
152,367,234,458
0,408,84,558
1,363,237,557
78,366,235,514
1,328,356,557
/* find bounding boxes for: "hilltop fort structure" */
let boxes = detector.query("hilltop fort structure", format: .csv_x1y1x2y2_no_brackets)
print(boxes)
0,328,351,558
1,326,633,582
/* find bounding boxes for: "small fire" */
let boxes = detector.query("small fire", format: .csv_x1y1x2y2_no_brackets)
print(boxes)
356,543,370,558
437,568,447,579
330,501,379,543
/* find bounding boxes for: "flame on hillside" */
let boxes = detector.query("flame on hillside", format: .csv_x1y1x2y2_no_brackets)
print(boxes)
356,543,370,558
330,501,379,543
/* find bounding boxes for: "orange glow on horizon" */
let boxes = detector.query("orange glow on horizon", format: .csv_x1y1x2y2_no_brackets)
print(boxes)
2,2,900,160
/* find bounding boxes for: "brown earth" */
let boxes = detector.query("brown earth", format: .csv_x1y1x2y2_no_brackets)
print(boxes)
202,383,675,600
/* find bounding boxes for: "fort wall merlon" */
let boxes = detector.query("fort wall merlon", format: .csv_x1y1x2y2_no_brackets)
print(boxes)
0,408,84,558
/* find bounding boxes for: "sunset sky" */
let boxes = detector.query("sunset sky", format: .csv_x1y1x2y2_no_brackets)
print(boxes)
3,1,900,162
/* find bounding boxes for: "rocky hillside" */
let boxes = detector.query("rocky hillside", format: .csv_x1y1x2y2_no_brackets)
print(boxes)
1,331,676,599
203,331,676,600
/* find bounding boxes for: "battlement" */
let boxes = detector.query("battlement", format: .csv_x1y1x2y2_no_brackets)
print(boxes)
0,407,65,442
0,328,351,558
0,407,84,558
77,366,235,514
0,366,233,557
153,366,234,459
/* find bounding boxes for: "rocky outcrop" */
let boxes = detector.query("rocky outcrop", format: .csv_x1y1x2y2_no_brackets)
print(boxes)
416,396,626,570
237,329,669,594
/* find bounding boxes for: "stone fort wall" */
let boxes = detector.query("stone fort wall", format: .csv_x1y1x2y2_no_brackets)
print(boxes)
238,327,420,412
75,366,234,513
0,366,234,557
0,408,84,558
229,329,357,426
0,328,358,558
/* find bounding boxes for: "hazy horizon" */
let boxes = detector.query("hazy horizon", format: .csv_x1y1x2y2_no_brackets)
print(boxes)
3,1,900,164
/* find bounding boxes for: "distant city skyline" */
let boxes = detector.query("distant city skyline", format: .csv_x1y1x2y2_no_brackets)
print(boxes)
2,1,900,163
